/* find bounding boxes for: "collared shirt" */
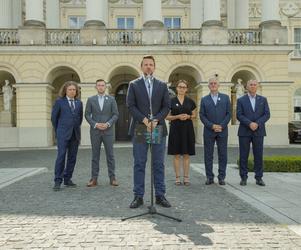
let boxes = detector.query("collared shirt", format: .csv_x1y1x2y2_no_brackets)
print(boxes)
98,94,105,111
210,93,219,105
66,96,75,109
143,75,153,98
248,93,256,111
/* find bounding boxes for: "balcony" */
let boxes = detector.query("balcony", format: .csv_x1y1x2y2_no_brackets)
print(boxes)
0,28,264,46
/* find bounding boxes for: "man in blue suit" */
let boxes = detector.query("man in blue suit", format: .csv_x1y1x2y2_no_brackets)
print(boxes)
200,77,231,185
237,79,270,186
51,81,83,191
126,55,171,208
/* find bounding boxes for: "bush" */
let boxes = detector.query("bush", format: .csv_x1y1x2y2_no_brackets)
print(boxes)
236,156,301,172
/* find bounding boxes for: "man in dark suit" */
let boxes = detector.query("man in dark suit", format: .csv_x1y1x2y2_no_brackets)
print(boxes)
237,79,270,186
200,77,231,185
126,55,171,208
51,81,83,191
85,79,119,187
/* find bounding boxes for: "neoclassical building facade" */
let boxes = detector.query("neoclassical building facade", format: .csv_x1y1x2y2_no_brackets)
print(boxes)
0,0,301,148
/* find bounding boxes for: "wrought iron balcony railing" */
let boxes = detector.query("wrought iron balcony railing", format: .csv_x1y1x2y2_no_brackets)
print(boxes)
46,29,81,45
228,29,262,45
168,29,201,45
0,29,19,45
107,29,142,45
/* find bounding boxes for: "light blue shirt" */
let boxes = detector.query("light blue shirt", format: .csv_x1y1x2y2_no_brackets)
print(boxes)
98,94,105,111
143,75,153,98
248,93,256,111
210,93,219,105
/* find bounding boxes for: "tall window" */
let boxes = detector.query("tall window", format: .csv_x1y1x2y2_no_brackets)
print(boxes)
294,28,301,57
68,16,85,29
164,17,181,29
117,17,134,29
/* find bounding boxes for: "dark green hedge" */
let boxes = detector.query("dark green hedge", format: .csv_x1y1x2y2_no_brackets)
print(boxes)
237,156,301,172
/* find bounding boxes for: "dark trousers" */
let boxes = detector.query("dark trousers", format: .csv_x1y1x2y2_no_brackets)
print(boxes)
203,135,228,180
54,130,79,184
239,136,264,180
132,137,166,198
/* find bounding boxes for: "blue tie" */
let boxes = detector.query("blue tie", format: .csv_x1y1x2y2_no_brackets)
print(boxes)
70,99,75,112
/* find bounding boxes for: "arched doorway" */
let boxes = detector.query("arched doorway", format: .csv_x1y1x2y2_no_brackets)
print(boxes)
0,71,16,127
230,70,256,124
46,66,81,145
108,66,140,141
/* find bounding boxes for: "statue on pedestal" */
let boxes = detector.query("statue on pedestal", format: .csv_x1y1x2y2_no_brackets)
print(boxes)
2,80,13,112
235,78,245,99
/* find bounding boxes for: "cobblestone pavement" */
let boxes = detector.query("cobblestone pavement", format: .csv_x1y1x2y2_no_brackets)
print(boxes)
0,147,301,249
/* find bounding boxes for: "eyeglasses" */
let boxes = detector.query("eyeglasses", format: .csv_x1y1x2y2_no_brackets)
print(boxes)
209,82,218,85
177,86,187,89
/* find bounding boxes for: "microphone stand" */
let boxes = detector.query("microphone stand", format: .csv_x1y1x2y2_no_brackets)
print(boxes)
122,77,181,222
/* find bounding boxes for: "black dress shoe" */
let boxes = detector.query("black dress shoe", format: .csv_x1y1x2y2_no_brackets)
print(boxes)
53,183,61,191
64,180,77,187
129,196,143,209
218,179,226,185
155,196,171,208
205,179,214,185
256,179,266,186
240,179,247,186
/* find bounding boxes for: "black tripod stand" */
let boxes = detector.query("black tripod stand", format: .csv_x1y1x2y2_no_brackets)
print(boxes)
122,76,181,222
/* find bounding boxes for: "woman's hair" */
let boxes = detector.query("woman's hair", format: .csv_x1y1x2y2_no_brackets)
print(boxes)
58,81,80,98
176,79,189,88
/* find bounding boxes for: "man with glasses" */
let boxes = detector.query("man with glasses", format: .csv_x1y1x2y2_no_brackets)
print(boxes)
200,76,231,185
237,79,270,186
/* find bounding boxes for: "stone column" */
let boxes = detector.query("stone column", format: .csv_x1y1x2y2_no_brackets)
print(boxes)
260,0,287,44
46,0,60,28
84,0,107,27
235,0,249,29
12,0,22,28
143,0,163,28
261,0,280,25
0,0,12,28
203,0,221,26
24,0,45,27
15,83,54,147
191,0,204,29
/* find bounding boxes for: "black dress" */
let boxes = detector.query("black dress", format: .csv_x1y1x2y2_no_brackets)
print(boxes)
168,96,196,155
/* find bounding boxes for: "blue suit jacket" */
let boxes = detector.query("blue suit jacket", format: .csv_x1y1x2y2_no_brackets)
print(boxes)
236,94,270,137
126,76,170,137
200,93,231,137
51,97,83,141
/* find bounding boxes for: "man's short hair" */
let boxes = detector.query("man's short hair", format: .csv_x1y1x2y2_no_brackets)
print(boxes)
96,79,106,85
141,55,156,67
247,79,258,86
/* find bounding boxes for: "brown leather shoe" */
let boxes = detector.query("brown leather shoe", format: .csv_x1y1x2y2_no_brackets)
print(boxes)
87,179,97,187
110,178,119,186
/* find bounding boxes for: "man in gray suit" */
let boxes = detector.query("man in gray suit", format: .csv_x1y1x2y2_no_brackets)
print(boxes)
85,79,119,187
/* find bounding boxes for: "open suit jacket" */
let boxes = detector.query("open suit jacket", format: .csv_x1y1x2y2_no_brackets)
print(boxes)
51,97,83,141
126,76,170,137
236,94,270,137
84,95,119,136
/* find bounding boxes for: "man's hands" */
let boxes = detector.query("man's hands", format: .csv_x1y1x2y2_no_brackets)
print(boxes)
249,122,258,131
95,122,109,130
212,124,222,132
143,117,158,132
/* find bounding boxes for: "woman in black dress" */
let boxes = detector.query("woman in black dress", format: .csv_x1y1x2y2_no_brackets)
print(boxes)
166,80,196,186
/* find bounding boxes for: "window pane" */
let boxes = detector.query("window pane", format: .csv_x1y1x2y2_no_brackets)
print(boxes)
164,18,172,29
78,17,85,28
117,18,125,29
173,18,181,29
294,28,301,43
69,17,77,29
127,18,134,29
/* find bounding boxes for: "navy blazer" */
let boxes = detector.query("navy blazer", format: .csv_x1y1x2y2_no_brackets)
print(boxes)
126,76,170,137
51,97,83,141
200,93,231,137
236,94,270,137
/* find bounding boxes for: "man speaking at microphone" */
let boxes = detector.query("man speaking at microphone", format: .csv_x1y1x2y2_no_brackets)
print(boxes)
126,55,171,209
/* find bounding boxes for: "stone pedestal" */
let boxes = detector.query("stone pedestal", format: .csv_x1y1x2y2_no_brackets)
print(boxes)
142,27,167,45
260,21,288,45
19,26,46,45
80,27,107,45
201,25,228,45
0,111,13,127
